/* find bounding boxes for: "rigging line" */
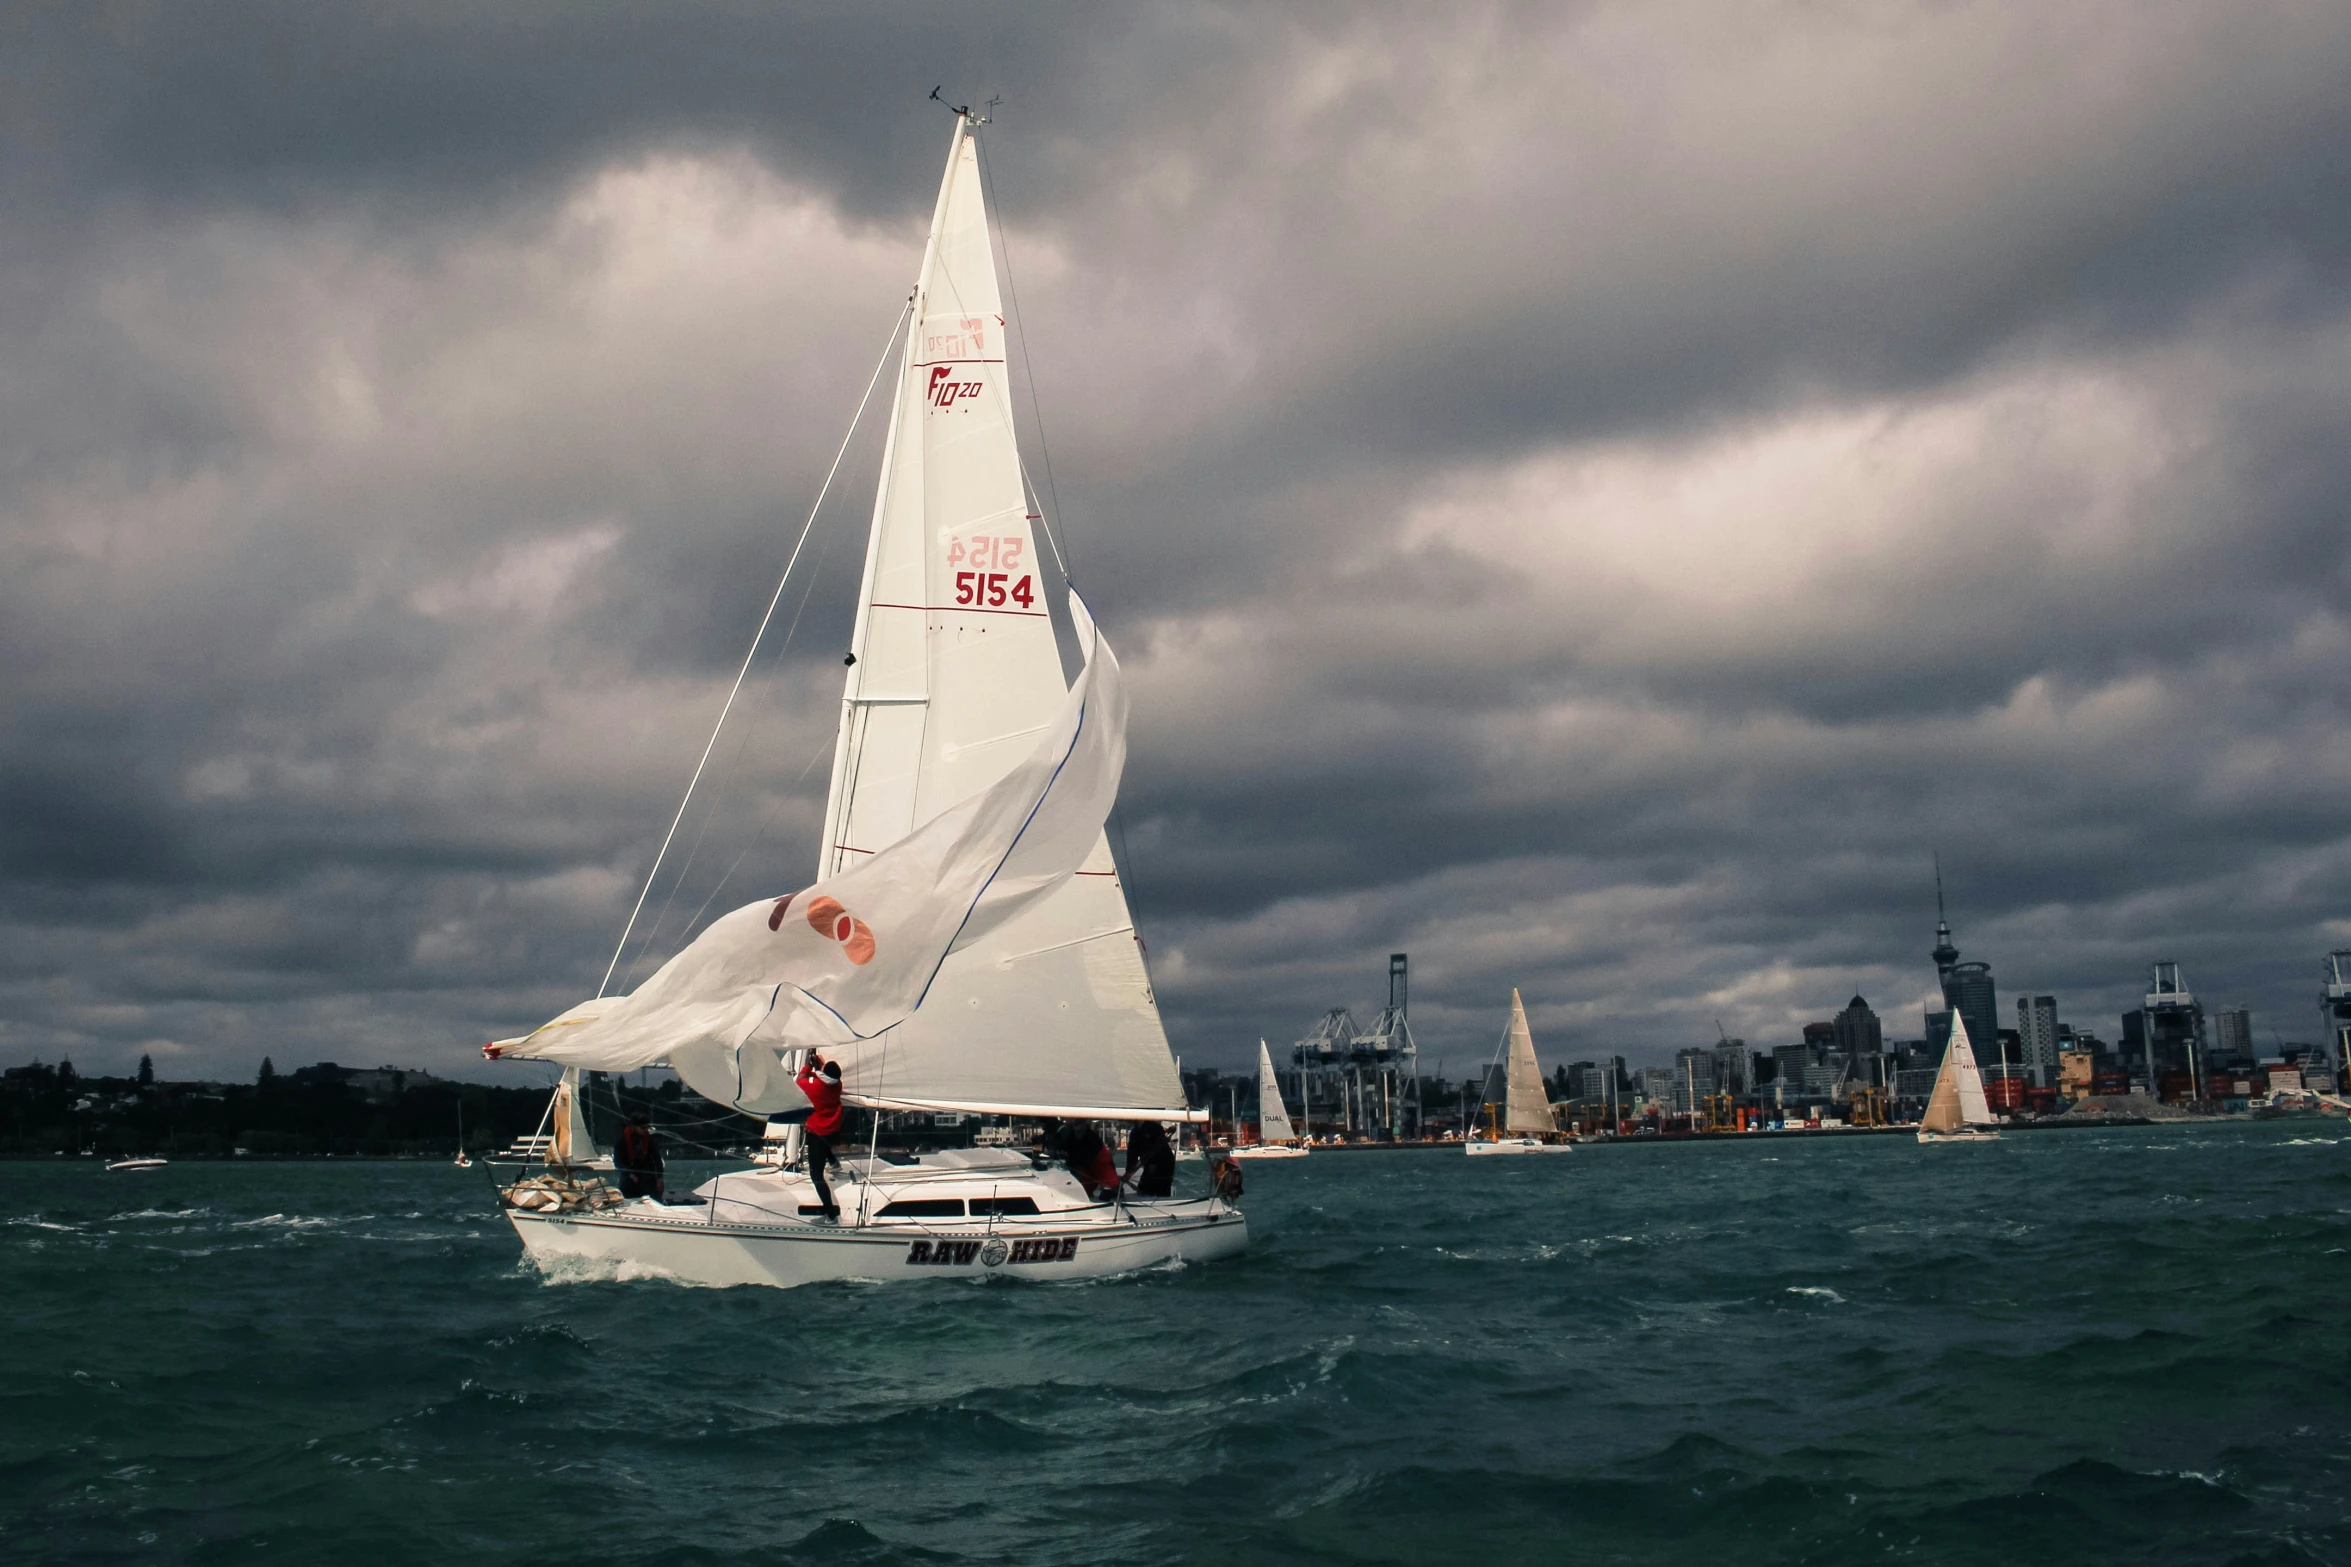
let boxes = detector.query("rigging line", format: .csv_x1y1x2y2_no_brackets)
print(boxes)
974,131,1076,582
621,493,847,982
598,296,913,998
664,548,849,947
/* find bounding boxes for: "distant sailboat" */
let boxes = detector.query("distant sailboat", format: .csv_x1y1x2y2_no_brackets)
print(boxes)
1231,1039,1309,1160
1466,990,1571,1155
453,1100,472,1168
105,1157,167,1172
1917,1009,2001,1143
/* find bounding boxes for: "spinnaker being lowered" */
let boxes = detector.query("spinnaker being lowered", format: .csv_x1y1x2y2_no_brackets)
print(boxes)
483,107,1239,1288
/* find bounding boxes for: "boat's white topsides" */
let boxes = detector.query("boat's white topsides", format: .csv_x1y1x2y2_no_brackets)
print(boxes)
504,1147,1243,1288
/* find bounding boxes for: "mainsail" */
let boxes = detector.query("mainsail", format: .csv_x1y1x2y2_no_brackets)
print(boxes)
1502,989,1552,1133
1920,1010,1996,1133
808,113,1184,1121
1256,1041,1296,1143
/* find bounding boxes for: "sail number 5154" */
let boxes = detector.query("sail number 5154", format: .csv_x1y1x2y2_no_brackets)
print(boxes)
948,535,1035,610
954,570,1035,609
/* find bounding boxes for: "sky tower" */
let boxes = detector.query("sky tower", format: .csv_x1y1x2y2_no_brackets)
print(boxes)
1931,855,1960,983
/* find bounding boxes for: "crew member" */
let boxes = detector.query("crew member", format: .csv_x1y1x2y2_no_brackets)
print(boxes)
614,1108,665,1201
795,1053,846,1221
1121,1119,1175,1198
1054,1119,1119,1200
1210,1152,1245,1204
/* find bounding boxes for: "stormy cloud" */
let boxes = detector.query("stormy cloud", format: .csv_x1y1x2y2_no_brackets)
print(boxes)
4,1,2349,1082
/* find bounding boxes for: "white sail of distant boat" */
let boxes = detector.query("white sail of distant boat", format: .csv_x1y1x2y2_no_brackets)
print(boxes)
1232,1039,1308,1160
1467,989,1572,1156
1918,1008,2001,1143
483,106,1244,1286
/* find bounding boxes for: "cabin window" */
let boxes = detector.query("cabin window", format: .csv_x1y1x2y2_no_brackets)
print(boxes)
968,1196,1040,1216
876,1198,966,1218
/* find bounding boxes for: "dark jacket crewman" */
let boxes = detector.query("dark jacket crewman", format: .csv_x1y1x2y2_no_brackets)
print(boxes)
1122,1120,1175,1198
615,1111,665,1201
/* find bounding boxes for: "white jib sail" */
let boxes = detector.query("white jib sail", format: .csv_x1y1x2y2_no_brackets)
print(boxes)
1503,989,1551,1133
807,113,1186,1121
1256,1040,1295,1143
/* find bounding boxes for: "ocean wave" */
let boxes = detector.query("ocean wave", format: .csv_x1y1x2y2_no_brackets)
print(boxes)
524,1253,710,1288
1786,1286,1846,1304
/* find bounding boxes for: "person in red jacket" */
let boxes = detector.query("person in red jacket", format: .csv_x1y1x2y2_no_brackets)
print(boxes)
795,1054,845,1221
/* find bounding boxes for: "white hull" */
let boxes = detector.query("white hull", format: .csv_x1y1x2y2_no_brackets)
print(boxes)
1228,1143,1308,1160
105,1158,168,1172
501,1148,1245,1289
1465,1137,1570,1156
1917,1128,2002,1144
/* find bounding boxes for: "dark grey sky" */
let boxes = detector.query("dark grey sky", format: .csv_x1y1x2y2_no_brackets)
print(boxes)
5,2,2349,1083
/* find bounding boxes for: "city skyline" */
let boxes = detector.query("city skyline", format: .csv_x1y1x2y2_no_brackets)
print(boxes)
5,5,2351,1082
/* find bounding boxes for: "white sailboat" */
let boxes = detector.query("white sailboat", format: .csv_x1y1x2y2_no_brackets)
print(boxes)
1466,989,1571,1155
1231,1039,1309,1160
1917,1008,2002,1144
494,1068,611,1168
482,108,1242,1287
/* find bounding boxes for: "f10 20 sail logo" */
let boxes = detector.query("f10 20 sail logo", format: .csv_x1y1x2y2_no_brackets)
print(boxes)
927,365,984,410
948,534,1035,610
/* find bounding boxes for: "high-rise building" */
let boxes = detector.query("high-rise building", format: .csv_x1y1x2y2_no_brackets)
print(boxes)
2122,960,2207,1099
1771,1042,1811,1093
1673,1046,1717,1112
2213,1006,2254,1064
1709,1040,1749,1098
1946,961,2001,1073
2017,995,2060,1088
1832,995,1883,1060
2328,952,2351,1084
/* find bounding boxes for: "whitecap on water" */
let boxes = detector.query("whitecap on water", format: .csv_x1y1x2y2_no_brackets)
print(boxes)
525,1253,706,1288
1786,1286,1846,1304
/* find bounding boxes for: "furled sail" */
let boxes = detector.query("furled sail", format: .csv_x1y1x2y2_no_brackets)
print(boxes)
550,1069,599,1165
805,113,1187,1122
1256,1040,1295,1143
1503,989,1552,1133
1921,1010,1996,1132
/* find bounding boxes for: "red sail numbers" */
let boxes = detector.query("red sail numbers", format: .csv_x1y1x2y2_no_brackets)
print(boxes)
947,533,1035,611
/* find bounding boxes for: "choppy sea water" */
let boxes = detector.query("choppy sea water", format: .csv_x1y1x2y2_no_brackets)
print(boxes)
5,1124,2349,1566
